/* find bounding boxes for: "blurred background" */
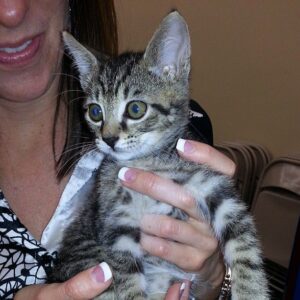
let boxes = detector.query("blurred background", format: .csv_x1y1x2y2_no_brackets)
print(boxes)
114,0,299,158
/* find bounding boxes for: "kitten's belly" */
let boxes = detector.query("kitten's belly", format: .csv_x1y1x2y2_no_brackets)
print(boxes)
110,190,174,257
113,190,174,227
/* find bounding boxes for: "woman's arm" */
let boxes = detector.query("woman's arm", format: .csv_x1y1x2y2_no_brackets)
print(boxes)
119,141,236,299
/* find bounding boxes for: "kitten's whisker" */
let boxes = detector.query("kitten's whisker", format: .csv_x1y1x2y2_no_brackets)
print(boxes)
52,72,81,83
60,143,95,156
69,96,87,104
56,145,97,175
69,135,91,140
58,88,83,95
60,141,94,152
48,89,84,102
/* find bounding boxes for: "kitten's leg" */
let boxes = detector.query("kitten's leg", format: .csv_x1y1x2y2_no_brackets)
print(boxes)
185,172,269,300
216,204,269,300
50,238,105,282
95,251,147,300
143,256,178,300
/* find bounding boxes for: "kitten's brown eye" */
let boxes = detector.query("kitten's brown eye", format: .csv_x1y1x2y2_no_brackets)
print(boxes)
126,101,147,119
88,103,103,123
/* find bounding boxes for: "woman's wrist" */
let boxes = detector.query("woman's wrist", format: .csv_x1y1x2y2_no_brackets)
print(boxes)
196,253,226,300
206,264,232,300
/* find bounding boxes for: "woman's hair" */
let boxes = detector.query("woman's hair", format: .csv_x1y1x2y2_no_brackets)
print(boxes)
56,0,118,178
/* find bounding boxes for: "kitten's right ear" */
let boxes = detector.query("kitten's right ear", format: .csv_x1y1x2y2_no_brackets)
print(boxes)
62,31,98,90
144,11,191,81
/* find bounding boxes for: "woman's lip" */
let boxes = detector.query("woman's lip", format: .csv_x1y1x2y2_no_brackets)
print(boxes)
0,34,42,66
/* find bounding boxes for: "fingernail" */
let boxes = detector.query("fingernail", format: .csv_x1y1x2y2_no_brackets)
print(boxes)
179,282,186,299
176,139,194,153
92,262,112,283
118,167,136,182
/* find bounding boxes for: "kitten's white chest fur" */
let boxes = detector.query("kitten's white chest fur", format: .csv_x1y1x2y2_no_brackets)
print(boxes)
110,189,173,258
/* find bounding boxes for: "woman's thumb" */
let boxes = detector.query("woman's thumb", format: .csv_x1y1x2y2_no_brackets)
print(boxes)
15,262,113,300
60,262,113,299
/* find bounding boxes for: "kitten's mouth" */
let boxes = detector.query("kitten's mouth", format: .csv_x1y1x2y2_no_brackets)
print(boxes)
96,139,127,154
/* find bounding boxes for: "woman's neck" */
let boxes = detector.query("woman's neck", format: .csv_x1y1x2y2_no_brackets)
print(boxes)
0,77,66,156
0,78,69,240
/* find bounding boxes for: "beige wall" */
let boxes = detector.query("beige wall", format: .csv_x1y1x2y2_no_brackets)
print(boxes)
114,1,300,157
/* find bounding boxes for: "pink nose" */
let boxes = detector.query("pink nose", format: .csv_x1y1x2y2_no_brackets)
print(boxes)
0,0,29,28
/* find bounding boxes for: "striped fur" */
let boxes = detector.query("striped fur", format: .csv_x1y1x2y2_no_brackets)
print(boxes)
50,12,269,299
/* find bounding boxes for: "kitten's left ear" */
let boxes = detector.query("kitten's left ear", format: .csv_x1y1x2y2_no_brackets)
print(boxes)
144,11,191,80
62,31,99,90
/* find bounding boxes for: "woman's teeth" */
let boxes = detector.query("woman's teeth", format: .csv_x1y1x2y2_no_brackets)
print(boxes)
0,40,32,54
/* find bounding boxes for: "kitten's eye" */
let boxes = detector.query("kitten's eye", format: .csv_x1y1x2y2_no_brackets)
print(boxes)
126,101,147,119
88,103,103,123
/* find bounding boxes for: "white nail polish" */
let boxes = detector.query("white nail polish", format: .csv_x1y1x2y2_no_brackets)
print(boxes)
118,167,129,181
176,138,186,153
180,282,186,291
99,262,112,282
179,282,185,298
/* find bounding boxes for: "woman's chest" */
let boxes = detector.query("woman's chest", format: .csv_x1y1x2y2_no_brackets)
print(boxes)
1,172,69,240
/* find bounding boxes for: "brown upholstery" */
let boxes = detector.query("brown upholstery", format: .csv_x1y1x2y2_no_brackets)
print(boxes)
216,142,271,206
251,156,300,268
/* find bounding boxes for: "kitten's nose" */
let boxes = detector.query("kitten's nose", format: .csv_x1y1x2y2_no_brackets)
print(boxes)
102,136,119,149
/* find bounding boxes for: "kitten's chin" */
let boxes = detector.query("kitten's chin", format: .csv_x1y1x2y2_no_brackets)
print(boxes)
95,139,142,161
108,146,149,161
110,151,139,161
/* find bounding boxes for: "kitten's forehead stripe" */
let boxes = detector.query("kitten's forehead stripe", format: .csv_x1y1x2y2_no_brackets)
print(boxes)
112,53,142,97
93,89,99,103
113,71,129,97
98,79,106,96
133,90,142,97
151,104,170,116
123,86,129,99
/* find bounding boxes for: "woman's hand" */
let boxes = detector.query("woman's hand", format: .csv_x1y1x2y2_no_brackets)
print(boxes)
176,139,236,176
14,263,112,300
118,140,236,299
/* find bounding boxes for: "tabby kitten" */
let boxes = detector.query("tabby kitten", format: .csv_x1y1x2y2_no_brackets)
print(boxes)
51,12,269,300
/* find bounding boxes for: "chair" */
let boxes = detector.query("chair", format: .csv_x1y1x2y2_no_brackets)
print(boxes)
216,141,271,207
251,155,300,298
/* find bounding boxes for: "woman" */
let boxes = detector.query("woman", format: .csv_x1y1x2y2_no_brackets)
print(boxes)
0,1,235,299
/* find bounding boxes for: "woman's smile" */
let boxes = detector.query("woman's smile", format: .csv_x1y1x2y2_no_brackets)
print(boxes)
0,0,68,102
0,33,42,68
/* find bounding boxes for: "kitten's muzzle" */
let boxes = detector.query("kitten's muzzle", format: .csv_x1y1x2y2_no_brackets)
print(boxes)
102,136,119,149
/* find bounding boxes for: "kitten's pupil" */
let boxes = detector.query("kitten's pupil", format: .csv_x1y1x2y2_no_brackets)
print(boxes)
88,103,103,123
126,101,147,120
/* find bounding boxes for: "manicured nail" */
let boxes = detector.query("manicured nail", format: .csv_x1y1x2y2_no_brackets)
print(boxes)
176,139,194,153
92,262,112,283
179,282,186,299
118,167,136,182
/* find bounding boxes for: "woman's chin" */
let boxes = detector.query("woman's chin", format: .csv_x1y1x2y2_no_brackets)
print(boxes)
0,70,59,104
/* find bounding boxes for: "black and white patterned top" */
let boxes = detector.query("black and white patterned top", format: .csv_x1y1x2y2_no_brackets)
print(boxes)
0,151,104,299
0,193,53,298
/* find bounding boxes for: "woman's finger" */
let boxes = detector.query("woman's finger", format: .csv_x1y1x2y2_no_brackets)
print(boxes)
176,139,236,176
118,167,199,219
164,281,191,300
140,233,213,272
14,263,112,300
140,214,217,252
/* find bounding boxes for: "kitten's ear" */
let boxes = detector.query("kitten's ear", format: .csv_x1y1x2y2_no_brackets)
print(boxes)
62,31,98,90
144,11,191,80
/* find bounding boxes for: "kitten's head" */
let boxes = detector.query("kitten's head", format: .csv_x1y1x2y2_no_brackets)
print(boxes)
63,11,191,161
